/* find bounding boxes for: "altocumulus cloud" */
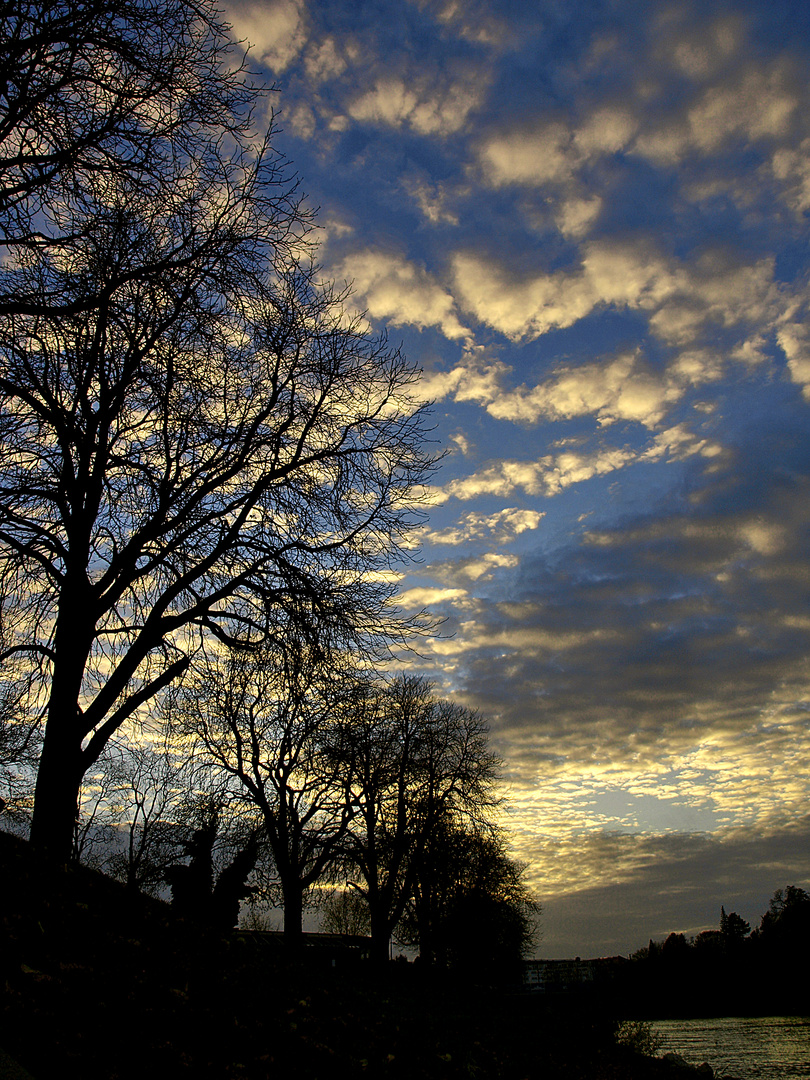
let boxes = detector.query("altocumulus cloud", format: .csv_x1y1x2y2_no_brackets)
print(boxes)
221,0,810,956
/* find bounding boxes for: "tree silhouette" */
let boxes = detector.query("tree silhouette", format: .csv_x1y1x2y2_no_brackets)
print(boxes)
339,677,502,966
719,905,750,946
166,805,260,929
174,638,360,940
100,736,195,894
756,885,810,962
400,819,537,979
0,658,39,821
319,888,371,937
0,2,434,861
0,0,264,316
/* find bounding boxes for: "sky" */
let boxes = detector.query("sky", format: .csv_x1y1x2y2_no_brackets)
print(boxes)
222,0,810,958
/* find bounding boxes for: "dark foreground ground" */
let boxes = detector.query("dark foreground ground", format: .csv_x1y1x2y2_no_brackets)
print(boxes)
1,830,712,1080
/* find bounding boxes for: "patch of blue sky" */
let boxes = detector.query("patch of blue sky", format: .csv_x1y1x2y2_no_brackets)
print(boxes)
583,785,722,835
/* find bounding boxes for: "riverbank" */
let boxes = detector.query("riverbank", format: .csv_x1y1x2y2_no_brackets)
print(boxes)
0,830,733,1079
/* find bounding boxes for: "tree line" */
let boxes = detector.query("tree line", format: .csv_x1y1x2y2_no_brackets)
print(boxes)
610,886,810,1015
0,0,537,977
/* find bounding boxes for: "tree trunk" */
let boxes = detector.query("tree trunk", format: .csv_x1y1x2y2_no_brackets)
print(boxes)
416,895,435,966
282,878,304,942
29,593,93,863
368,907,391,967
29,717,84,862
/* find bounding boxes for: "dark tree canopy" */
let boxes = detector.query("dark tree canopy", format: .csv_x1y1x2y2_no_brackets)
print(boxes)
338,676,503,966
0,0,434,860
757,885,810,949
166,808,259,929
400,819,538,979
319,888,371,937
720,905,750,945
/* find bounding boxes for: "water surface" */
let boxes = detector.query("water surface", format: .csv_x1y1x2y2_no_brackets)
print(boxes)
651,1016,810,1080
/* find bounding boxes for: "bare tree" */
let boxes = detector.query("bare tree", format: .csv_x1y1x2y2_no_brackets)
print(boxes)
102,735,199,894
165,800,261,929
0,3,434,861
70,733,190,883
339,677,502,966
0,667,39,825
0,597,41,823
72,746,121,866
319,888,371,937
0,0,273,316
175,639,362,941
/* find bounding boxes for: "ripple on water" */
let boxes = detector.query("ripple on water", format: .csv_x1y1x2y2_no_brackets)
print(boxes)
650,1016,810,1080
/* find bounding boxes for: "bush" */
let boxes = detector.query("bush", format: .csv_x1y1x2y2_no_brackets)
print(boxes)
615,1019,664,1057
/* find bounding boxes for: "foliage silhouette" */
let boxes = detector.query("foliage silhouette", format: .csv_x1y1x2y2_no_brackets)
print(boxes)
319,888,372,936
166,806,259,929
336,676,503,966
2,828,673,1080
619,887,810,1016
399,818,538,979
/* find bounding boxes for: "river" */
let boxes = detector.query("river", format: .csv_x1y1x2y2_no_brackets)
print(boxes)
650,1016,810,1080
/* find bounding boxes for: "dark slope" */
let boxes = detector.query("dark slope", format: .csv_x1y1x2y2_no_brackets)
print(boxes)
1,830,710,1079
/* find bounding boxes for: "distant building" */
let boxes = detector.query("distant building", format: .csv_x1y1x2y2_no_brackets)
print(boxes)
524,955,628,992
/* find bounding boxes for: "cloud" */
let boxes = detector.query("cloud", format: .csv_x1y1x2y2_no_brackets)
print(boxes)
451,240,675,342
451,250,592,340
404,410,810,893
487,352,676,428
413,0,514,48
555,195,603,238
347,70,486,137
448,431,472,456
576,106,639,156
471,15,806,240
771,138,810,214
647,251,779,347
226,0,307,71
425,443,646,504
479,122,575,187
661,14,744,81
395,585,470,610
431,550,520,583
418,349,730,441
644,424,724,465
286,101,317,139
422,506,544,546
303,35,349,82
402,174,461,225
635,64,797,164
451,241,781,369
417,355,512,404
430,443,810,859
777,319,810,399
478,106,638,190
336,249,469,340
529,820,810,957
